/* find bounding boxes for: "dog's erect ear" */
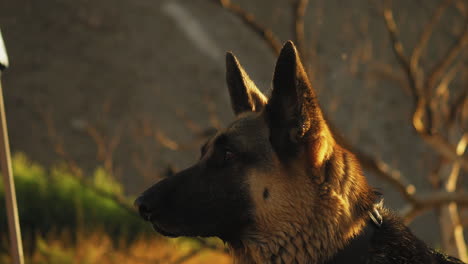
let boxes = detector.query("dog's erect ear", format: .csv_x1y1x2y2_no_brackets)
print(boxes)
226,52,267,115
266,41,334,167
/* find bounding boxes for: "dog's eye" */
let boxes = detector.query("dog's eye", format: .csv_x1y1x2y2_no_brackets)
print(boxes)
224,149,235,162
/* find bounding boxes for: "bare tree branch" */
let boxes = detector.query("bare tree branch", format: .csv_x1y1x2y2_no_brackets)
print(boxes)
402,191,468,224
83,121,124,176
382,2,431,132
38,107,83,178
439,132,468,261
383,5,421,97
355,149,416,203
419,192,468,208
449,88,467,127
426,20,468,92
433,60,463,127
203,91,223,130
212,0,282,55
362,61,412,94
411,0,454,74
154,128,208,152
420,133,468,171
383,2,468,171
293,0,310,57
341,135,468,224
350,135,468,225
175,108,204,135
35,105,141,220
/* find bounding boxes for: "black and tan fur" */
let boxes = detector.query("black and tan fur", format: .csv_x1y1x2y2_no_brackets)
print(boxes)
135,41,464,264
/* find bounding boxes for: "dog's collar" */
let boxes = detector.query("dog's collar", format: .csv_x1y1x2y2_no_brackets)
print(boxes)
324,199,383,264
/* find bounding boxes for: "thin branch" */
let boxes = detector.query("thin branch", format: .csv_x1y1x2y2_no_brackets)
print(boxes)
401,191,468,224
419,132,468,171
155,129,180,151
383,3,468,171
411,0,453,74
383,4,420,97
434,60,463,127
383,3,430,132
354,149,416,203
438,134,467,261
449,88,467,127
38,107,83,177
329,123,467,224
365,62,411,94
154,129,206,151
212,0,282,55
411,0,454,132
355,136,468,225
428,157,444,188
203,91,223,130
83,122,124,175
418,191,468,208
41,118,137,216
36,106,138,219
175,108,204,135
426,20,468,92
293,0,310,57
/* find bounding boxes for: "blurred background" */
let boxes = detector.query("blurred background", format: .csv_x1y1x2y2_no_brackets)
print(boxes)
0,0,467,263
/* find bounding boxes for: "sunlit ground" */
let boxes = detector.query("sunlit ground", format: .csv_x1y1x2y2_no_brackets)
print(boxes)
1,231,232,264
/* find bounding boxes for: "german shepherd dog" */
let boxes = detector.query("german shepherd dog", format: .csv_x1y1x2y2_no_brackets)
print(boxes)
135,41,464,264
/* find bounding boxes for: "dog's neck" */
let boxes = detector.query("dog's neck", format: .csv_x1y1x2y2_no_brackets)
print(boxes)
230,148,376,264
230,209,369,264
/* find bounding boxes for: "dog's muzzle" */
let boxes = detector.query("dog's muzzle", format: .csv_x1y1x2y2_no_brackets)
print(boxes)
134,195,153,221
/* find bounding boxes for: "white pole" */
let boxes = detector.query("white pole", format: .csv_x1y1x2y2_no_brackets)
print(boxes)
0,29,24,264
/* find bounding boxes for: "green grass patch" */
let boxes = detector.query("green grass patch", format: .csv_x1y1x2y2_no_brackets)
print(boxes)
0,154,152,253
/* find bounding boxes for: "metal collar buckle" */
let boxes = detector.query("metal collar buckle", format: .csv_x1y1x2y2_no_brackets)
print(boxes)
369,207,383,228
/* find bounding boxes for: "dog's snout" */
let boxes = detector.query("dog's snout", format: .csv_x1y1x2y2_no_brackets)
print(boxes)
134,196,152,221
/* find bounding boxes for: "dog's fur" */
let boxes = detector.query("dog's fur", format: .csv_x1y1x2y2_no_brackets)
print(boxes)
135,41,464,264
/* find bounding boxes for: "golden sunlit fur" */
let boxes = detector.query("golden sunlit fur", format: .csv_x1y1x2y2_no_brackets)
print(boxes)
231,141,375,264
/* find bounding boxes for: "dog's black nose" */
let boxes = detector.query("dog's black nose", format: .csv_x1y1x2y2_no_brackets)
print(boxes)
134,196,152,221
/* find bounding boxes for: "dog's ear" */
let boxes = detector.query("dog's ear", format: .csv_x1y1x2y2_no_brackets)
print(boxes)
226,52,267,115
266,41,334,167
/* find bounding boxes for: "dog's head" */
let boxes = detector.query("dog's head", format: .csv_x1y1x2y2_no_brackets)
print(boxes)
135,41,343,243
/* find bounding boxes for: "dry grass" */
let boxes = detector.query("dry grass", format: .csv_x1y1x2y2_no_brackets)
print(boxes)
1,230,232,264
